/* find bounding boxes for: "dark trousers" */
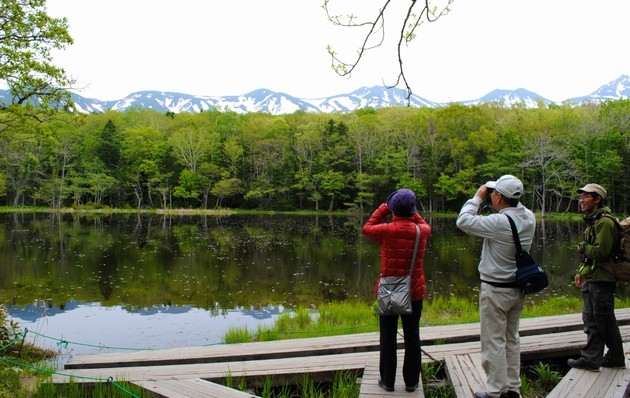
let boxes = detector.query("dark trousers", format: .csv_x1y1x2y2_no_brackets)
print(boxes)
581,281,624,365
379,300,423,388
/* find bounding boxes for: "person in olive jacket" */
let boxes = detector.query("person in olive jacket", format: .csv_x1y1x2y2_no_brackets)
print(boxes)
362,189,431,393
568,183,625,371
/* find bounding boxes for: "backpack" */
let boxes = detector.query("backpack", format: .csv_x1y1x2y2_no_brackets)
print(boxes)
597,215,630,281
617,216,630,259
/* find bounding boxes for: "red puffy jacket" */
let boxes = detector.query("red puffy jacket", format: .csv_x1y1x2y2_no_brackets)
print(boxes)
362,203,431,301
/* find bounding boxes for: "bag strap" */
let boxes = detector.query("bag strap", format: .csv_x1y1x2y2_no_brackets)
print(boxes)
408,224,421,277
505,215,524,255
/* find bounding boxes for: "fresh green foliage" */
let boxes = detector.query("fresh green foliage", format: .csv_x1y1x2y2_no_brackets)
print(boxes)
0,305,20,349
1,100,630,212
0,0,74,119
532,362,563,387
519,361,563,397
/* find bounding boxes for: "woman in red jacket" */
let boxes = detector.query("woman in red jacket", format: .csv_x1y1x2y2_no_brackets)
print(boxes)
362,189,431,393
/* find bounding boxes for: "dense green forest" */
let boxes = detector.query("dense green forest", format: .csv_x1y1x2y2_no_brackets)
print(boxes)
0,100,629,214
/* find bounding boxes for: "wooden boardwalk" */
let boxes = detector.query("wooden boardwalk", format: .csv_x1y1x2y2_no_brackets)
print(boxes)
51,308,630,397
135,378,259,398
445,345,630,398
444,352,485,397
358,360,424,397
547,361,630,398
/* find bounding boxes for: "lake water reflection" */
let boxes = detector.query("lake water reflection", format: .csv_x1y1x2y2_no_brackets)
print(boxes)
2,212,627,359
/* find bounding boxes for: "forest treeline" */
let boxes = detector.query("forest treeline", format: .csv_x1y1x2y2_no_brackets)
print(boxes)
1,100,629,215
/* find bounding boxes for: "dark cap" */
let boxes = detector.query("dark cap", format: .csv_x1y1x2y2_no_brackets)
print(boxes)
386,189,417,217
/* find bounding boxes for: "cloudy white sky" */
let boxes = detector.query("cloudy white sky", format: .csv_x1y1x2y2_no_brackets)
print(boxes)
46,0,630,103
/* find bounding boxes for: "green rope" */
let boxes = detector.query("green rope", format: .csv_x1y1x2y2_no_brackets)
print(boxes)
25,329,155,351
108,377,141,398
0,355,140,397
19,315,510,351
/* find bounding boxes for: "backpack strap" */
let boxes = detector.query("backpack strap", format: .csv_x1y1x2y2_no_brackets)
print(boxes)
408,224,421,277
505,215,524,256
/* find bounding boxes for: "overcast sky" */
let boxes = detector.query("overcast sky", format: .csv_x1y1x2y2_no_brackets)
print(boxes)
45,0,630,103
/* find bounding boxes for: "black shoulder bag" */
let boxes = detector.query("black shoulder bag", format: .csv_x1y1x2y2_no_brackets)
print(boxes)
506,215,548,294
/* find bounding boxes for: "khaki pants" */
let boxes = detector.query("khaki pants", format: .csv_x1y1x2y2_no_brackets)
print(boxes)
479,282,525,397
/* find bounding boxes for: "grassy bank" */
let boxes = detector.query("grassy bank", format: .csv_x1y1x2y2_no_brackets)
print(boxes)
223,295,591,343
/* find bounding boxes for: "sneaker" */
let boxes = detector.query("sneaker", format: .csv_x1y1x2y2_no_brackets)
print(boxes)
567,357,600,371
602,358,626,368
378,379,394,392
405,383,419,392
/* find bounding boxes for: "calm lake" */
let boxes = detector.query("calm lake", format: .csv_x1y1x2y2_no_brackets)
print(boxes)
2,212,626,361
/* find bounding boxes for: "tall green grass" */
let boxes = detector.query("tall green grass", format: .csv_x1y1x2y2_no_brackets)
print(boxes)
223,295,625,343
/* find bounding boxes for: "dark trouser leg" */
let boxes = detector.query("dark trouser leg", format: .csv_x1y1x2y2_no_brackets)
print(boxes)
379,312,399,387
401,300,423,387
594,282,624,362
581,282,624,365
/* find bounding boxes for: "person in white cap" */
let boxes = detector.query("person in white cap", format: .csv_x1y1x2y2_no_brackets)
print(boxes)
567,183,624,371
456,175,535,398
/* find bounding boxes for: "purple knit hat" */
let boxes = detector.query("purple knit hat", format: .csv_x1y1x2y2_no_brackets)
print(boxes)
386,189,417,216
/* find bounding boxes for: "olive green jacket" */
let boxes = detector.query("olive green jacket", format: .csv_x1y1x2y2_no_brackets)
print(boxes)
579,206,617,282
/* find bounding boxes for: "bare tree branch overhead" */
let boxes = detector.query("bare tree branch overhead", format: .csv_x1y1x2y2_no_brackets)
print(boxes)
323,0,453,103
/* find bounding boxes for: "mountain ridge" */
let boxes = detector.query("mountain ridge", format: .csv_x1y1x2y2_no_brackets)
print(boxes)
1,75,629,115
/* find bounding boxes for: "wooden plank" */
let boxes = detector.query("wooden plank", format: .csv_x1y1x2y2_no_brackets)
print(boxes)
358,360,424,397
64,333,383,370
63,309,630,370
133,378,260,398
546,342,630,398
444,353,485,398
54,353,372,384
52,325,630,385
545,368,630,398
422,326,630,362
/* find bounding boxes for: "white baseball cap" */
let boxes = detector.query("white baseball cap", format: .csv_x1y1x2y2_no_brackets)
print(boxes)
486,175,524,199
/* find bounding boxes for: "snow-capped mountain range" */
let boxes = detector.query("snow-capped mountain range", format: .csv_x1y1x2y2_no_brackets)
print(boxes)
1,75,629,116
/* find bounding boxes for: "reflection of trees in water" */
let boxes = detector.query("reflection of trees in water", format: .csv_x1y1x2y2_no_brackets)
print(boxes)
97,247,117,300
0,213,605,309
134,212,153,248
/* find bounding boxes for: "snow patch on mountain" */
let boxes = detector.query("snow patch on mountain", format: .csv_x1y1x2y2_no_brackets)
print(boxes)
2,75,629,115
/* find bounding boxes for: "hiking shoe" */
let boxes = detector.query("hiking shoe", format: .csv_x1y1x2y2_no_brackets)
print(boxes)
405,383,419,392
567,357,600,371
602,358,626,368
378,379,394,392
